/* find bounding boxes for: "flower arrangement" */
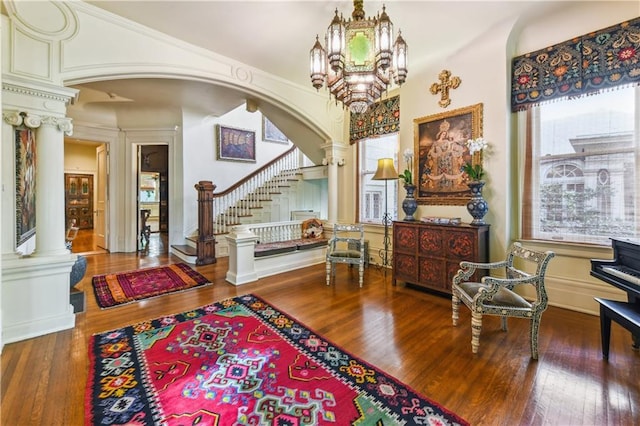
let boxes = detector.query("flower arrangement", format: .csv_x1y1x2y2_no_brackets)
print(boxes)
462,137,489,181
399,148,414,186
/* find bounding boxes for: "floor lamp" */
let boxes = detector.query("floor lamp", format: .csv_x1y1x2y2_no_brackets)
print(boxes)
372,158,398,274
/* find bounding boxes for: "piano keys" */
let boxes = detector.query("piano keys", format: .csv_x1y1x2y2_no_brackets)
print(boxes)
591,237,640,350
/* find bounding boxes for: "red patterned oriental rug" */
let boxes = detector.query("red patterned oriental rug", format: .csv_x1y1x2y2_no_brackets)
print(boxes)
86,294,468,425
92,263,211,309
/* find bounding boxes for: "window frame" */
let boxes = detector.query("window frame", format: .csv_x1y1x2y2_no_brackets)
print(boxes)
357,134,399,225
520,87,639,246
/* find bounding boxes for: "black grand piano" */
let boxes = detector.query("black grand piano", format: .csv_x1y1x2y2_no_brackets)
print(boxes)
591,237,640,357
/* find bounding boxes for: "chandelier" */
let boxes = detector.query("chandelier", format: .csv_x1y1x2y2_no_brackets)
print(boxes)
309,0,408,114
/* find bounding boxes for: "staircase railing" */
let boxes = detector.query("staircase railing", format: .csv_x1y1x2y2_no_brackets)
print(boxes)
212,146,300,234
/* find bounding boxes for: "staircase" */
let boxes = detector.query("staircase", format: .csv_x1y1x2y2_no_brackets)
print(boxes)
172,147,316,262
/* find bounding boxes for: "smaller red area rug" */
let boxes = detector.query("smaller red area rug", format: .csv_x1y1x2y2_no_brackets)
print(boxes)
92,263,211,309
86,294,468,425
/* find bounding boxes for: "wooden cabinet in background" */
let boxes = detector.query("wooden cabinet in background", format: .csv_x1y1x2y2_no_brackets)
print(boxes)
65,173,93,229
392,221,489,294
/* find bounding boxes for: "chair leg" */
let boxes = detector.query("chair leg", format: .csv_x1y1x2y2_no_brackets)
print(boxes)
530,315,541,360
325,261,331,286
452,293,460,326
500,316,508,331
358,263,364,288
471,311,483,354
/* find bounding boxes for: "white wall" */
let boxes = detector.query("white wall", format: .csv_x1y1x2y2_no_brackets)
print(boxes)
181,105,294,234
64,142,97,173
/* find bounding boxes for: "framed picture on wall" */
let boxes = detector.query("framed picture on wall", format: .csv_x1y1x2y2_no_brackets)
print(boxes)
262,116,289,143
15,127,37,247
217,125,256,162
414,103,483,205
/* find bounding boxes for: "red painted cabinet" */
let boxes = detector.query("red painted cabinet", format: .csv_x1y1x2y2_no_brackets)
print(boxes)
392,221,489,294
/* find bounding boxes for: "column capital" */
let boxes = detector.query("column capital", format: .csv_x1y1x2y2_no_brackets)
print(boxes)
40,115,74,136
3,110,41,128
320,141,348,166
320,141,348,153
3,110,73,135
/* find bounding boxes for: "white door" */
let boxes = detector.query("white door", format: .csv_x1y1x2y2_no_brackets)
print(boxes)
95,144,108,249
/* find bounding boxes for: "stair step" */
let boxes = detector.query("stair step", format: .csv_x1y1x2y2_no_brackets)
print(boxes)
171,244,197,256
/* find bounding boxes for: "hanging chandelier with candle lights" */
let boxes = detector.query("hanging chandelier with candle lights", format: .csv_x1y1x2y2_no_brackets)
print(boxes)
309,0,408,114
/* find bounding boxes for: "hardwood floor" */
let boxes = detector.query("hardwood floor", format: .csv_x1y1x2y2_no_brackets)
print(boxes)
1,250,639,425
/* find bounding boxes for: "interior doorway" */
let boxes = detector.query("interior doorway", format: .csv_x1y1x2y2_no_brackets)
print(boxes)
63,139,109,255
138,145,169,253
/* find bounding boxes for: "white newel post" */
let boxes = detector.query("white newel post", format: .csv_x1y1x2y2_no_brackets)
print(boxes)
226,225,259,285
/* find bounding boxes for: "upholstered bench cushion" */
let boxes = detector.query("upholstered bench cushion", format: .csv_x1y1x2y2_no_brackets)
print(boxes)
295,238,328,250
327,249,362,259
254,241,298,257
457,282,532,308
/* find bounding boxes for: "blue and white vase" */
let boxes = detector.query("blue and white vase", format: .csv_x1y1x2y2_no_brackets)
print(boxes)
467,181,488,225
402,184,418,221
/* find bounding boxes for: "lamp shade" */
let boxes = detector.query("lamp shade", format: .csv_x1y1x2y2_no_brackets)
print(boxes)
372,158,398,180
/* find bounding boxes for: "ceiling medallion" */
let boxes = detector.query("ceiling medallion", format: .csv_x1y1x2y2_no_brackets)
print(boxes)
309,0,408,114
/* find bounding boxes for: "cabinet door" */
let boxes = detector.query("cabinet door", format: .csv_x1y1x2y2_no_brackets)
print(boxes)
394,223,417,253
419,226,444,254
417,226,448,291
393,223,418,282
444,229,476,260
65,173,93,229
419,257,447,291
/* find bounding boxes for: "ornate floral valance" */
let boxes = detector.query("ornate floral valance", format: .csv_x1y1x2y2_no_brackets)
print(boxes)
511,16,640,112
349,95,399,144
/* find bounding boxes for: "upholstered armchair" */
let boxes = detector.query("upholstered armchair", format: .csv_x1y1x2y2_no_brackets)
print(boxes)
452,242,555,359
326,224,366,288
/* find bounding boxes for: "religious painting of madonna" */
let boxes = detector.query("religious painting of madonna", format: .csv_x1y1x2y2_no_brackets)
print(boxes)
15,128,37,246
414,103,483,205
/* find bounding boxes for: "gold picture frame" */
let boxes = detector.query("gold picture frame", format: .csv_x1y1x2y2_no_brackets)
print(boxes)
262,116,289,143
217,125,256,162
15,128,37,246
414,103,483,205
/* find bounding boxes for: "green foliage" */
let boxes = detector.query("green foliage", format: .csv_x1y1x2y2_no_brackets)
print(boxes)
462,163,485,181
539,184,633,236
399,169,413,185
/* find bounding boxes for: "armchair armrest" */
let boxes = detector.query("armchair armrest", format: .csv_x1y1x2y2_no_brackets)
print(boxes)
453,260,508,284
474,275,539,303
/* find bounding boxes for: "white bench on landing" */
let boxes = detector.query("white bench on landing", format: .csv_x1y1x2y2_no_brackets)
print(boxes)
225,220,327,285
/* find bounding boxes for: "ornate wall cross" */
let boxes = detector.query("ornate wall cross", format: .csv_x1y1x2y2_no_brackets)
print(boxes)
430,70,461,108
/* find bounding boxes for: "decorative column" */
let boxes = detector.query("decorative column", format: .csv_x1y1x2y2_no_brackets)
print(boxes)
33,115,74,256
321,142,347,224
2,111,72,256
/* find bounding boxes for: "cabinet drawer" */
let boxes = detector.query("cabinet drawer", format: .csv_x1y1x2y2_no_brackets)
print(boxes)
444,230,476,260
394,253,418,282
418,257,447,292
394,223,417,253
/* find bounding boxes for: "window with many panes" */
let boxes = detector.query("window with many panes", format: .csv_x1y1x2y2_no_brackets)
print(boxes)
358,134,399,224
522,86,638,245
